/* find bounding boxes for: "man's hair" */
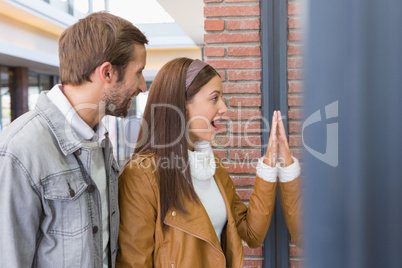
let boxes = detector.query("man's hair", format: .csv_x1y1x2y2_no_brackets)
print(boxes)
58,11,148,86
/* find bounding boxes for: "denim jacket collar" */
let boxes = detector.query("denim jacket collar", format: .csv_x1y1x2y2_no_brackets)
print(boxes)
35,91,82,156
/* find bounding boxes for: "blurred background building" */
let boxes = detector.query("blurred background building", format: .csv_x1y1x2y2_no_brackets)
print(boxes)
0,0,203,166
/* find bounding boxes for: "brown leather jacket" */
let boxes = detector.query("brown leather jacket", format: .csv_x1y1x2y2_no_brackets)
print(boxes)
116,153,302,268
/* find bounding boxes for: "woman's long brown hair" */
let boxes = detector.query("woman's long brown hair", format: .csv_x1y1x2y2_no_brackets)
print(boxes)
133,57,220,226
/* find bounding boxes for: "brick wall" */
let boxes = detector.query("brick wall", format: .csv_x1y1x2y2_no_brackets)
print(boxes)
204,0,263,266
288,0,304,267
204,0,304,267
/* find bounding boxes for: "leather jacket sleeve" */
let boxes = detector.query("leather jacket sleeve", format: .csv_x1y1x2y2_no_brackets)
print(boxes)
231,174,303,249
279,176,303,247
116,160,157,268
232,175,278,248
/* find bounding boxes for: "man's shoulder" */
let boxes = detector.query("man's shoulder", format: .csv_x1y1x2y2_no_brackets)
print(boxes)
0,110,53,157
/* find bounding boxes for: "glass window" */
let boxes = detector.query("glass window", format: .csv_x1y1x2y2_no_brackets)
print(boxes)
44,0,109,17
39,74,53,91
28,73,56,111
93,0,106,12
28,73,40,111
112,80,151,165
47,0,70,14
74,0,89,17
0,67,11,132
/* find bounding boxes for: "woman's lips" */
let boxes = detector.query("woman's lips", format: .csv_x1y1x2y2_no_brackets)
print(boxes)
211,120,218,131
211,118,222,131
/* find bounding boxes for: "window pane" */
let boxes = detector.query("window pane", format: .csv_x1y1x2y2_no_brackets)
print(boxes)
39,74,52,91
0,67,11,132
48,0,69,13
28,74,40,111
93,0,106,12
74,0,89,17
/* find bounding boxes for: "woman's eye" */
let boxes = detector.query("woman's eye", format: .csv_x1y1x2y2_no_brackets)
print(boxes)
212,96,217,101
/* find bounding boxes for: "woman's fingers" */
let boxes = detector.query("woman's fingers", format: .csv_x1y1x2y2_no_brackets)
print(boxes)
277,111,287,142
277,110,293,167
264,111,278,167
268,111,278,148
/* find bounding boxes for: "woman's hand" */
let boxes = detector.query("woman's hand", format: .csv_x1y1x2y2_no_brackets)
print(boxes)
263,111,278,167
277,111,293,167
263,111,293,167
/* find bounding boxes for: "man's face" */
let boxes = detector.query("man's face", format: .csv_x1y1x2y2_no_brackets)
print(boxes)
104,43,147,117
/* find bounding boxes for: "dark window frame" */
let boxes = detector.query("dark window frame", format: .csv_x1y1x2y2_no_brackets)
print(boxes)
261,0,290,267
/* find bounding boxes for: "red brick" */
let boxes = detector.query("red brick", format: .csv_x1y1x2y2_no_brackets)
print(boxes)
290,148,303,159
236,189,253,200
224,163,256,174
217,70,226,81
288,96,303,106
289,135,302,147
230,149,261,160
288,58,303,68
225,109,262,120
289,121,302,133
289,244,304,257
204,33,260,43
288,108,304,120
205,20,225,31
288,81,303,93
204,47,225,57
288,18,302,29
207,59,261,69
204,6,260,17
290,259,304,268
228,46,260,56
214,122,227,134
227,19,260,30
288,4,302,15
223,83,261,93
288,45,303,55
212,136,262,147
288,69,303,80
243,259,263,267
213,149,227,159
289,31,303,41
231,176,255,186
230,122,261,133
244,245,263,256
228,70,261,81
229,97,261,107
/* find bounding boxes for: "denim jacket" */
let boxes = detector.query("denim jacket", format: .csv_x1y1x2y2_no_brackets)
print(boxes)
0,92,120,268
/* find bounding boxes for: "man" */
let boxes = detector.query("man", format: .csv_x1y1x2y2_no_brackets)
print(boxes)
0,12,148,267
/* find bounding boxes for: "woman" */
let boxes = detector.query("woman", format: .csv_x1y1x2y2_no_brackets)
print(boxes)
116,58,302,267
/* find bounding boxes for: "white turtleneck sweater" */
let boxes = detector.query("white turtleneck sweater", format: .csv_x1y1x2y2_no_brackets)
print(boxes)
188,140,227,243
188,140,301,243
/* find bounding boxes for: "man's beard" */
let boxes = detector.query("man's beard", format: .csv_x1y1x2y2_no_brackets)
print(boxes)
105,98,131,117
103,84,132,117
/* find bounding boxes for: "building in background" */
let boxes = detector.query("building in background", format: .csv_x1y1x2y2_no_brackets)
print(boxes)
0,0,202,165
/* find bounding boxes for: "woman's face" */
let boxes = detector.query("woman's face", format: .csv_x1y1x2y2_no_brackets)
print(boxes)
186,75,228,145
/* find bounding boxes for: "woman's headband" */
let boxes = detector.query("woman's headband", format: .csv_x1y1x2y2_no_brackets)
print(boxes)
185,59,208,91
